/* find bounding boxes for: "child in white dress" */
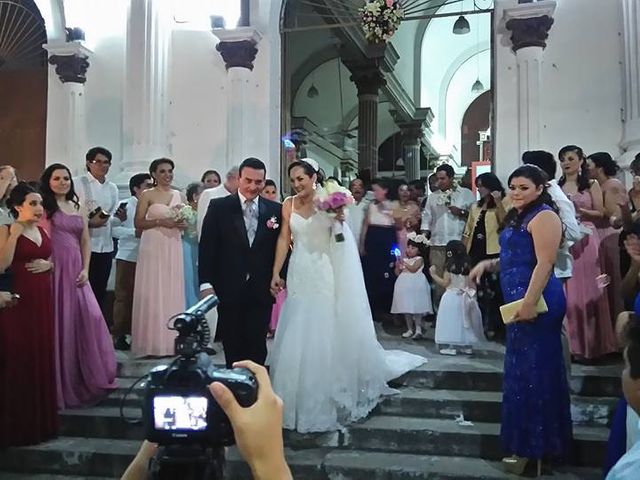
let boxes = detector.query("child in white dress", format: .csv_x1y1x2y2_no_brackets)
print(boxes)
391,232,433,339
430,240,486,355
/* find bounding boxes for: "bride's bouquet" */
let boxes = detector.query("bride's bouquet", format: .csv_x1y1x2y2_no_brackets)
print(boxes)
314,180,354,242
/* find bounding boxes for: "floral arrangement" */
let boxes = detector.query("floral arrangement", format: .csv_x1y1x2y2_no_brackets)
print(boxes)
360,0,404,44
314,180,354,242
172,204,198,239
438,181,458,207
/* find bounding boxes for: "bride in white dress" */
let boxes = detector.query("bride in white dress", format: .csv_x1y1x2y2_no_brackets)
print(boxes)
268,159,427,433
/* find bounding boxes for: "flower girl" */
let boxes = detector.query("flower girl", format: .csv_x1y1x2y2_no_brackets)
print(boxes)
391,232,433,339
429,240,486,355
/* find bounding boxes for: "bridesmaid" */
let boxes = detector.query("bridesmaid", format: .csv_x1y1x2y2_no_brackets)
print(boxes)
40,164,117,408
262,179,286,336
360,178,398,314
558,146,618,360
183,182,203,308
0,183,57,447
587,152,627,322
132,158,186,357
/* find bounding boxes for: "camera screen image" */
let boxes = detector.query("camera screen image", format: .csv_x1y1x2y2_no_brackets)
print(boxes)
153,395,208,431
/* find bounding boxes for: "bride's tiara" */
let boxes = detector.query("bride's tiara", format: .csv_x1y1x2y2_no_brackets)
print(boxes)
300,158,319,173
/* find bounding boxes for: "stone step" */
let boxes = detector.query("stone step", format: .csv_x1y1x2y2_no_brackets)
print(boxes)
0,438,600,479
376,388,616,427
347,415,608,468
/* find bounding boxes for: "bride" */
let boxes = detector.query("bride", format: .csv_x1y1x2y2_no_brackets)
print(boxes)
267,159,426,433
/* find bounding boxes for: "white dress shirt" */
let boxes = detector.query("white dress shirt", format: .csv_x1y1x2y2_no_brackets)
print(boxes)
421,187,475,246
346,199,369,245
74,172,120,253
547,179,585,279
607,421,640,480
112,196,139,263
197,184,234,239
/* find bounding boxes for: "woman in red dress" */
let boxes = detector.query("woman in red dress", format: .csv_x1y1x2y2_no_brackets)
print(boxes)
0,182,57,447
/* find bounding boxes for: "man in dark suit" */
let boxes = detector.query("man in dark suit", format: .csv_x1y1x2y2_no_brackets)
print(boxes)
199,158,282,368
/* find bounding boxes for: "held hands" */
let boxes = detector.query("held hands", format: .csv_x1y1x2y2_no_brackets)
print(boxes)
76,269,89,286
270,275,285,297
469,260,491,284
209,361,291,480
25,259,53,274
0,292,18,309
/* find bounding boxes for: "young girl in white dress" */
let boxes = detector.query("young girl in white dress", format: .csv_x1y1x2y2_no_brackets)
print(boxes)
391,232,433,339
430,240,486,355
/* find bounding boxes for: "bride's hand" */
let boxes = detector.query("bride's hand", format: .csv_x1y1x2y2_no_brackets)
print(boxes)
270,275,285,297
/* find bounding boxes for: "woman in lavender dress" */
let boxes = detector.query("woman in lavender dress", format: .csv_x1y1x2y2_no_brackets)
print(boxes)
40,164,117,409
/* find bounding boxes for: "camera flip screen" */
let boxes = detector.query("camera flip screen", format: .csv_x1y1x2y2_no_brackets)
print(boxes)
153,396,208,431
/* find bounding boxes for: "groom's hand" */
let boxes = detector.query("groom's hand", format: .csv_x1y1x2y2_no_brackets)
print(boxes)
200,288,215,300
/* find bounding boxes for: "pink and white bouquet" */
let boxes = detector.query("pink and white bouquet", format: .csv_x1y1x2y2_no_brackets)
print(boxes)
360,0,404,44
314,180,354,242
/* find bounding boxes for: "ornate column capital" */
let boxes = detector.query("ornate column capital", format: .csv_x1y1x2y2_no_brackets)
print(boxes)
43,42,92,84
215,27,262,71
350,67,386,96
503,1,556,51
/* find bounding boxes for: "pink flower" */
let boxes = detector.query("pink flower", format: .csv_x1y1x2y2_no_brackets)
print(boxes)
266,216,280,229
386,0,394,7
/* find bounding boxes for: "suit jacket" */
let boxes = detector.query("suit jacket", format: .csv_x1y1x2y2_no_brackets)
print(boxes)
199,194,282,306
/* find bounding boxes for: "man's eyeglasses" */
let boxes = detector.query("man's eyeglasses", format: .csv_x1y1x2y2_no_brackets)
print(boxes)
88,159,112,165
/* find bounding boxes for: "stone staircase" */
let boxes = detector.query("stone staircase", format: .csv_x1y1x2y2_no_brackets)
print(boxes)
0,328,620,479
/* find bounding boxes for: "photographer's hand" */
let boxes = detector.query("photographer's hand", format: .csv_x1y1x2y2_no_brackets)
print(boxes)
209,361,292,480
120,440,157,480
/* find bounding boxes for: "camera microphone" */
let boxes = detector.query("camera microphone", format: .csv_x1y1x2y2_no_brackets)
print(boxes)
184,294,219,318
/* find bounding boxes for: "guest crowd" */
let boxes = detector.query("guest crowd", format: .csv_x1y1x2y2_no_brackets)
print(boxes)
1,144,640,478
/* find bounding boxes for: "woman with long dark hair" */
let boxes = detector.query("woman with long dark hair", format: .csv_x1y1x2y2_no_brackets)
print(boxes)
40,164,117,408
463,172,508,340
0,183,57,447
132,158,187,357
558,146,617,360
587,152,626,322
471,165,572,475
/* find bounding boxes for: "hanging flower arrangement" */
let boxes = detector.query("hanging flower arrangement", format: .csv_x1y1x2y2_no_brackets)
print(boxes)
360,0,404,44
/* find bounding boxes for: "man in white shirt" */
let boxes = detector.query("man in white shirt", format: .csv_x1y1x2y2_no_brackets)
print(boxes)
74,147,125,320
346,178,368,247
197,165,239,238
522,151,585,279
112,173,153,350
421,164,475,306
607,320,640,480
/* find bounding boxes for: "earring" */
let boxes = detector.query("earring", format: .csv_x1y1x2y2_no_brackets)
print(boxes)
313,183,317,190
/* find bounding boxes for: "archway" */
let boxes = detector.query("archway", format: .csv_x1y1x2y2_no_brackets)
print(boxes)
0,0,49,180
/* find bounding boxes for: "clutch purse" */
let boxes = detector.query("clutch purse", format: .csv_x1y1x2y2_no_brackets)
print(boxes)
500,296,548,324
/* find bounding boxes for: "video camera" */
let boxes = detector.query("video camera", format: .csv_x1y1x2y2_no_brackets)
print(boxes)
142,295,258,479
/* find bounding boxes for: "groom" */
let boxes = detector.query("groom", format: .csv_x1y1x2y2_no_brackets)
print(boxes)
199,157,282,368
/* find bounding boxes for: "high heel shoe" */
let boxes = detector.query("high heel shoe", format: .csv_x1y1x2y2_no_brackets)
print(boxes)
502,456,542,476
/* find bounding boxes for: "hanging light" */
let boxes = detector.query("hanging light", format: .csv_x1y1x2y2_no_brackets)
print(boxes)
471,78,485,93
307,83,319,98
453,16,470,35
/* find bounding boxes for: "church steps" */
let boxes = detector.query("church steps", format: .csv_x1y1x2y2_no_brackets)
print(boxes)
0,440,600,480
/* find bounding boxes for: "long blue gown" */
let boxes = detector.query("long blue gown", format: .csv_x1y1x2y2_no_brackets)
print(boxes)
499,204,573,459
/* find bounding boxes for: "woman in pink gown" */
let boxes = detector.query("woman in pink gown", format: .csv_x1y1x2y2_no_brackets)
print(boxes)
40,164,117,408
587,152,627,323
132,158,186,357
558,147,617,360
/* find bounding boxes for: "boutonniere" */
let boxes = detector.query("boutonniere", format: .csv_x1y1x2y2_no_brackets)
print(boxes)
266,216,280,229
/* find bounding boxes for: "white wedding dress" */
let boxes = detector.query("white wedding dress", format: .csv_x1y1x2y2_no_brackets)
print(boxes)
267,205,427,433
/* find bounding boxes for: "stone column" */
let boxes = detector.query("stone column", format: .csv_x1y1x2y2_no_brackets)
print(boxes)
115,0,172,188
43,41,91,174
503,1,556,157
215,27,262,171
350,67,386,180
400,123,424,181
620,0,640,172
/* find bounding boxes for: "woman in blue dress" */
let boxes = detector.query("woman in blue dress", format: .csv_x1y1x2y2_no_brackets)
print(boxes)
471,165,572,476
182,182,203,308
